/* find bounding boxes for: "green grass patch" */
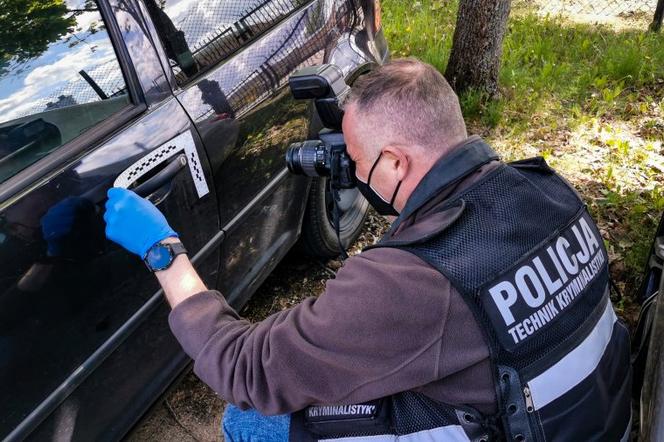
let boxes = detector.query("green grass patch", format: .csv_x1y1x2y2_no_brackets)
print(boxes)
381,0,664,309
382,0,664,127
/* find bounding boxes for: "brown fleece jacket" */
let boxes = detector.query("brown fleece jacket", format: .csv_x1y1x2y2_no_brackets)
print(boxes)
168,140,500,417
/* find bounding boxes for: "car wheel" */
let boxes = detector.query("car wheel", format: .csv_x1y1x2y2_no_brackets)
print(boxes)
298,177,369,258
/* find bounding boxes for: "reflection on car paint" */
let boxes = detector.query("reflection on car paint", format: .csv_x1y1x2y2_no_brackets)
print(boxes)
0,0,131,183
113,0,173,103
175,0,368,301
0,43,219,441
147,0,312,82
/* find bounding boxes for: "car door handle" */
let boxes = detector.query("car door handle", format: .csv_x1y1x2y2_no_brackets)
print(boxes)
113,132,210,200
132,154,187,197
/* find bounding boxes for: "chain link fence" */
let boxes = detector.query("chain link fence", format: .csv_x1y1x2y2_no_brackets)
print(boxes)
184,0,305,75
153,0,310,80
191,0,349,121
175,0,305,54
15,58,127,121
538,0,657,17
517,0,660,28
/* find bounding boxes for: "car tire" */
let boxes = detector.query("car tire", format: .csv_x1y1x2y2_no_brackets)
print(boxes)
297,67,377,258
298,176,369,258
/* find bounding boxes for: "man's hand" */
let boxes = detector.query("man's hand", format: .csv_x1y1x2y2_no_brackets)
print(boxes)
104,188,207,308
104,187,178,258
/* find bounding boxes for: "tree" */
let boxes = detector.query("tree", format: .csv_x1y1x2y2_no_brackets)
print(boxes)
650,0,664,32
0,0,77,63
444,0,511,98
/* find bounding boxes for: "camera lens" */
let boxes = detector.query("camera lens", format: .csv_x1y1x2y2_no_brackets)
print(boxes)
286,140,328,177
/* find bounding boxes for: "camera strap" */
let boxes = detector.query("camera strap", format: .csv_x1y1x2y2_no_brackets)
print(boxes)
330,186,349,260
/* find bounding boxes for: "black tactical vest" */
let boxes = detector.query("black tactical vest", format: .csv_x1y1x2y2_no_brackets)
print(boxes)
290,140,632,442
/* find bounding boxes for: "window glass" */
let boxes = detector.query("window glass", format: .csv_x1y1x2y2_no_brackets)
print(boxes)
145,0,308,83
0,0,131,182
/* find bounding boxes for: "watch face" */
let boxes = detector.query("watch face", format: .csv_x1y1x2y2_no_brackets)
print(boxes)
146,244,173,270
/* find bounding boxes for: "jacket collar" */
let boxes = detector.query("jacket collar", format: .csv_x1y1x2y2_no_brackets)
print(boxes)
386,136,500,237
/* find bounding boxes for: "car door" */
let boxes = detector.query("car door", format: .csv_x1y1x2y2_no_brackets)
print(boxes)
142,0,362,308
0,1,220,440
633,213,664,440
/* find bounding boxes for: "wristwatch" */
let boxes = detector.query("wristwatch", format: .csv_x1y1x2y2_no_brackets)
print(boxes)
144,240,187,272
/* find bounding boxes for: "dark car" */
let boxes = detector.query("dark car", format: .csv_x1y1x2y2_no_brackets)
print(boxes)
633,214,664,440
0,0,388,440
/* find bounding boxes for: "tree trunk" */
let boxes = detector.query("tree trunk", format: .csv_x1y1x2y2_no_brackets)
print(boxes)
444,0,511,98
650,0,664,32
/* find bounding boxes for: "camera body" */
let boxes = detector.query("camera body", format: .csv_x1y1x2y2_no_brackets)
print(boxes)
285,65,356,189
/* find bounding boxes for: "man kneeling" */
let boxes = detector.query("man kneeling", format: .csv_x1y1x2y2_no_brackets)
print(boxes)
104,58,632,441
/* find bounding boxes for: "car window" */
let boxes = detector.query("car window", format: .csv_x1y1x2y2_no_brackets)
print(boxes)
0,0,131,183
144,0,309,83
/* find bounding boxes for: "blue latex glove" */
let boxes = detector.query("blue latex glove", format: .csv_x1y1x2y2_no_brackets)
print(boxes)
104,187,178,258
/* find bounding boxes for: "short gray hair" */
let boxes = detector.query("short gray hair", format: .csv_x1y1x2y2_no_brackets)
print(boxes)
344,58,467,154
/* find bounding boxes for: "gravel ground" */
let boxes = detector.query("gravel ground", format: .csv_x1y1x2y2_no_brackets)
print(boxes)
126,212,389,442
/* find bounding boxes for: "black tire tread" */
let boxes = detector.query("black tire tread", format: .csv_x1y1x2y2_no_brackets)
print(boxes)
298,177,368,258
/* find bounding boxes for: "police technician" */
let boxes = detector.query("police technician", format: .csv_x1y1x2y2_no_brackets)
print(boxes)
104,58,632,441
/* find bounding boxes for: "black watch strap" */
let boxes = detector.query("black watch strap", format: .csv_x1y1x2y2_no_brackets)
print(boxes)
168,241,188,257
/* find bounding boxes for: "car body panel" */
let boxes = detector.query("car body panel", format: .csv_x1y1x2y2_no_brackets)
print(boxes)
0,0,221,438
2,104,221,442
635,214,664,440
175,0,379,305
640,292,664,441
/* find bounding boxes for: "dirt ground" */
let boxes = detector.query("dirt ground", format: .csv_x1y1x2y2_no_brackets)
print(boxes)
126,212,389,442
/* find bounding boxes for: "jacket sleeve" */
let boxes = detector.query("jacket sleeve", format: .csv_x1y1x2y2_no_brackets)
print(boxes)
168,248,454,415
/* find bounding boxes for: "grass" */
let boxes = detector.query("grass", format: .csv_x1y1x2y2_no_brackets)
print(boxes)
382,0,664,323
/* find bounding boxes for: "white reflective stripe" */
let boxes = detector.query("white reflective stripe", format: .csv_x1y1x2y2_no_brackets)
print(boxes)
113,131,210,198
319,425,470,442
527,299,617,410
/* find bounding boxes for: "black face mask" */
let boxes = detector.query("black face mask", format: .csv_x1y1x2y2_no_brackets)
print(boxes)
356,152,402,217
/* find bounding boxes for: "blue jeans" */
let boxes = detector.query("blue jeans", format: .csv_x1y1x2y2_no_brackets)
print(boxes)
222,404,290,442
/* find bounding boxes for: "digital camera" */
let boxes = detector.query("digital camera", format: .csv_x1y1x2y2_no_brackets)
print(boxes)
285,65,356,189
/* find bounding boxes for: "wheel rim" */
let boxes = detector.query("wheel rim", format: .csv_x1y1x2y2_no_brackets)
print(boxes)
325,185,367,235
